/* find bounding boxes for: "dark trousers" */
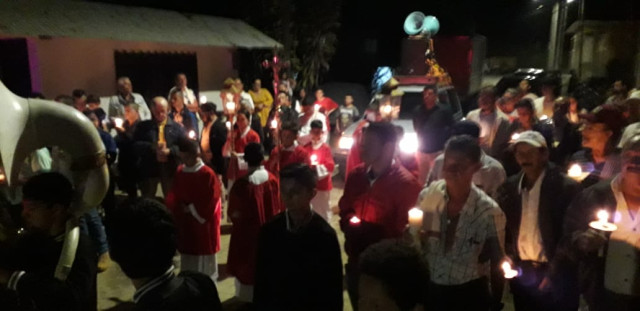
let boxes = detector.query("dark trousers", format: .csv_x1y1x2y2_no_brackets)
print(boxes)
139,164,175,199
345,263,359,311
510,261,578,311
427,277,491,311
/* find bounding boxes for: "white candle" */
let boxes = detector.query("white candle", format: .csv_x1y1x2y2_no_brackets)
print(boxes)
114,118,124,128
349,216,361,225
199,95,207,104
502,261,519,279
225,121,231,129
511,133,520,141
271,119,278,129
188,130,196,140
589,209,618,232
226,101,236,112
568,164,582,177
408,208,424,229
382,105,392,114
314,104,320,112
310,154,318,165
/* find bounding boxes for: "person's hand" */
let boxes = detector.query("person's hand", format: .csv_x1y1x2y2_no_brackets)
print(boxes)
538,276,552,292
575,230,607,253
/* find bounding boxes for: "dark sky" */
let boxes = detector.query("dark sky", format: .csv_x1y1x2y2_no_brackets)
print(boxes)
92,0,638,84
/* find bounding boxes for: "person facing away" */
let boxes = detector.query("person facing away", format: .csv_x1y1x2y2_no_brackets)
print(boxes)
133,96,186,198
496,131,581,311
198,102,228,176
303,120,335,221
358,240,430,311
0,172,97,310
254,163,343,311
227,142,282,303
266,121,310,176
339,121,421,310
553,134,640,311
426,120,506,199
166,138,222,281
106,198,222,311
416,135,506,311
108,76,151,121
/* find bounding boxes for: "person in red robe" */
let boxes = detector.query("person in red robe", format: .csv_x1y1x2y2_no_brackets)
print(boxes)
226,142,281,302
225,109,261,188
166,138,222,281
266,121,311,176
339,121,421,310
314,88,339,116
303,120,335,221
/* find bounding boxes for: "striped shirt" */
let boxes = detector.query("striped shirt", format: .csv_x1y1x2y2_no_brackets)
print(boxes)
418,180,506,285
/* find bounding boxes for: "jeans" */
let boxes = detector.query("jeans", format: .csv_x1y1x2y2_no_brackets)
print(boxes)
79,208,109,255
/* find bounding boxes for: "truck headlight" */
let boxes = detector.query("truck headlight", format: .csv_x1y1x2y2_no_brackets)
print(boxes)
399,133,418,154
339,136,354,150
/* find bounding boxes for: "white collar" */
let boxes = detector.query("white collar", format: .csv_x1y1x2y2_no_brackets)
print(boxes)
183,159,205,173
518,169,546,194
248,166,269,185
240,126,251,138
311,140,323,150
133,266,175,303
283,141,298,152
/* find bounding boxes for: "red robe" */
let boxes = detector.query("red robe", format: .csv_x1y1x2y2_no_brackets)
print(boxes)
227,169,282,285
166,163,222,255
227,127,261,180
303,142,335,191
315,97,338,113
338,162,421,265
266,144,311,175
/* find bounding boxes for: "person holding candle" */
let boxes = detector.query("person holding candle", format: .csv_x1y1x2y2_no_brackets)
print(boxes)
554,134,640,311
339,121,421,310
298,97,328,146
198,103,228,177
416,134,506,311
495,130,581,311
266,121,311,177
114,102,141,199
253,163,343,311
168,73,199,113
304,120,335,222
225,109,261,189
169,90,199,140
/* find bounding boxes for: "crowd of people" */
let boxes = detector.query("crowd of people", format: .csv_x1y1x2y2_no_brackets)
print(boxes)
1,71,640,311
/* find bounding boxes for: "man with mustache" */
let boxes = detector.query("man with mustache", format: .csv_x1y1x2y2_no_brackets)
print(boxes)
496,131,581,311
555,134,640,311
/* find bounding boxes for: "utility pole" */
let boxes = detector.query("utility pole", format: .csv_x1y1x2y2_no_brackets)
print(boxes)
548,0,569,70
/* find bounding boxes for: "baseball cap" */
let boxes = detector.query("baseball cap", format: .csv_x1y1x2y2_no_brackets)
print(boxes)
579,104,624,135
511,130,547,149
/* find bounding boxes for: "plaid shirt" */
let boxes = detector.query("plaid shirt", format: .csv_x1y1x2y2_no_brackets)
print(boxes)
418,180,506,285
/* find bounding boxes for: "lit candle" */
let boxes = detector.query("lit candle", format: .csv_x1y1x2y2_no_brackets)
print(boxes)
199,95,207,103
0,172,5,183
382,105,392,114
511,133,521,141
114,118,124,128
567,163,588,182
271,119,278,129
540,114,549,121
225,121,231,129
349,216,361,225
589,209,617,232
314,104,320,112
188,130,196,140
310,154,318,165
408,208,424,229
502,261,520,279
226,101,236,112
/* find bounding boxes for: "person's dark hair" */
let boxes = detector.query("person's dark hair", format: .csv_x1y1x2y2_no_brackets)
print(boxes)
177,136,199,155
72,89,86,99
278,92,291,100
200,102,217,114
281,121,299,134
515,98,535,113
310,120,323,130
54,95,74,107
23,172,74,207
238,108,251,121
359,240,429,311
86,94,100,104
363,122,398,145
451,121,481,139
280,163,317,192
445,134,482,163
244,142,265,167
106,199,176,279
175,72,186,80
82,110,98,122
479,85,496,98
423,84,437,93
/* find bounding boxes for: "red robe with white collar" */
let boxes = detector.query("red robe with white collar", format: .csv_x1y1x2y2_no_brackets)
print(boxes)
166,162,222,255
266,144,311,175
226,127,261,180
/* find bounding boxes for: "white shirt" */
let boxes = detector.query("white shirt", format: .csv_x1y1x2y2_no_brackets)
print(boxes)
517,171,548,262
604,175,640,295
426,151,506,198
168,86,197,106
108,93,151,121
417,180,506,285
240,91,255,112
297,111,327,145
534,96,554,119
466,109,509,151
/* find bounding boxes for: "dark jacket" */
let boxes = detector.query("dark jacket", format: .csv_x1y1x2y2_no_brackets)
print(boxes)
133,119,186,179
206,118,228,176
254,212,343,311
0,232,97,311
497,163,581,261
135,271,222,311
412,104,454,153
168,108,198,138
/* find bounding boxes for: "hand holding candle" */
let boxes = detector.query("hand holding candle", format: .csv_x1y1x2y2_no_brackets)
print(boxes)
271,119,278,129
567,164,589,182
188,130,196,140
349,216,361,226
225,121,231,130
502,261,520,279
114,118,124,129
589,209,617,232
408,208,424,230
310,154,319,165
511,133,520,141
226,101,236,113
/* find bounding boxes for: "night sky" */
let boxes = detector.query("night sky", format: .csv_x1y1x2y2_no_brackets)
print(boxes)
92,0,638,84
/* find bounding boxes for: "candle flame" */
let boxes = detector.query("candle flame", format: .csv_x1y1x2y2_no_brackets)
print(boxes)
271,119,278,129
597,210,609,222
511,133,521,141
0,173,5,183
382,105,392,114
225,121,231,129
314,104,320,112
310,154,318,163
568,164,582,177
502,261,519,279
350,216,361,225
409,208,424,219
199,95,207,103
114,118,124,128
226,101,236,111
188,130,196,140
540,114,549,121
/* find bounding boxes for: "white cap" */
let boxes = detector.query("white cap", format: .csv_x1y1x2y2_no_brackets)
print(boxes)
511,130,547,149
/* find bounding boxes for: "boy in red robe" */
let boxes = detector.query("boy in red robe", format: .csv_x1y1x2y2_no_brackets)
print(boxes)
166,138,222,281
339,121,421,310
225,109,261,189
227,142,281,302
266,121,311,176
303,120,335,221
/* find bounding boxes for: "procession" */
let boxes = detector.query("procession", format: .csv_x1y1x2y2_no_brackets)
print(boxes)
1,0,640,310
